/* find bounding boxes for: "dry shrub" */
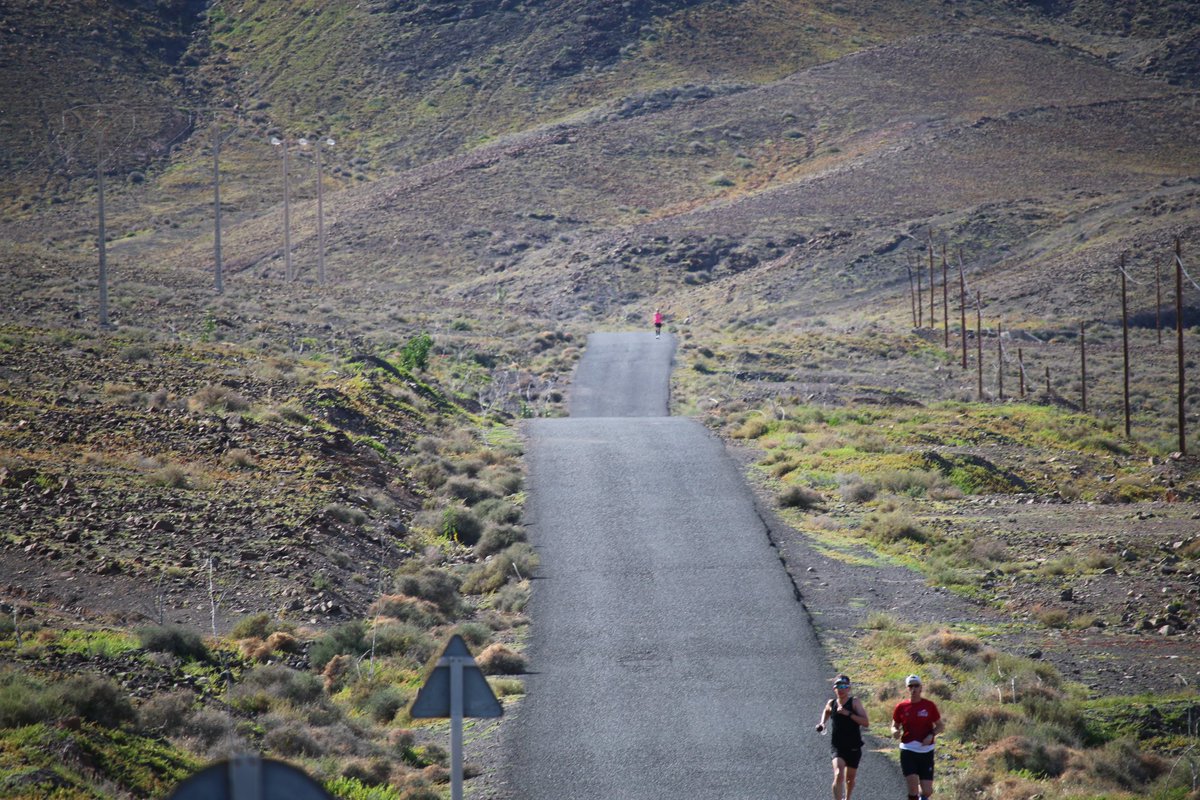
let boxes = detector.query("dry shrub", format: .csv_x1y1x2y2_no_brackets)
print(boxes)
840,477,878,503
322,654,354,693
422,764,450,784
778,484,823,510
476,643,526,675
1061,738,1167,791
369,594,445,627
442,475,497,505
342,759,392,787
918,630,990,669
263,722,322,757
182,707,235,747
138,689,195,736
238,631,300,662
222,448,255,469
978,735,1069,778
188,385,249,413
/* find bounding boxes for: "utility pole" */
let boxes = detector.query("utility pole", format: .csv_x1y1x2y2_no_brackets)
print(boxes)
958,248,967,369
1176,238,1187,455
942,242,949,347
97,120,109,327
1120,254,1131,437
271,137,293,281
213,122,224,294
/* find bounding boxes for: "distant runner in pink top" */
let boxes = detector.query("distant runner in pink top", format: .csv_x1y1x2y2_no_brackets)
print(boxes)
653,308,664,338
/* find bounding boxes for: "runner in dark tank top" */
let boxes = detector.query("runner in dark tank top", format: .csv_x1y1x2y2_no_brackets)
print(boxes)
815,673,870,800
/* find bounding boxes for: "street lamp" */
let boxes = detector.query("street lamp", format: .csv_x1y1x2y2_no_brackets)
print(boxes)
298,137,335,286
270,136,292,281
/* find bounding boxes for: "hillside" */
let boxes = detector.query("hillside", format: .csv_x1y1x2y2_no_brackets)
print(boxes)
3,1,1200,798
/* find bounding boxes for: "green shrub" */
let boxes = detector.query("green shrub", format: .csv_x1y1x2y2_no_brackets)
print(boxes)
439,504,484,546
0,671,63,727
473,498,521,525
733,417,770,439
1063,737,1167,791
361,685,407,724
59,674,135,727
475,523,526,558
461,544,538,594
400,333,433,371
451,622,492,649
442,476,496,506
393,568,464,617
137,625,209,661
234,665,323,708
371,623,435,662
310,621,368,670
864,510,930,545
263,722,322,757
953,706,1024,745
493,582,529,613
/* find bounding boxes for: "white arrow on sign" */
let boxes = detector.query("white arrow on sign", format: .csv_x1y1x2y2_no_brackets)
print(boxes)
410,634,504,800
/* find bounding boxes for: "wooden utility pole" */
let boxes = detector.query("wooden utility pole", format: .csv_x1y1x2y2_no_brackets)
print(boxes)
942,243,950,347
1120,255,1131,437
997,321,1004,401
1080,321,1088,413
976,293,983,400
97,122,109,327
1156,258,1163,345
1176,238,1187,455
958,248,967,369
906,258,917,327
1018,347,1025,398
928,234,936,328
213,123,224,294
916,255,923,327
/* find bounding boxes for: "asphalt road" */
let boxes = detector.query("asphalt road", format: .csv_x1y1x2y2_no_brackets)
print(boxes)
504,332,905,799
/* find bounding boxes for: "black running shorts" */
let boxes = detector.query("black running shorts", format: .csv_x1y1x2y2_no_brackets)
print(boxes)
832,746,863,769
899,749,935,780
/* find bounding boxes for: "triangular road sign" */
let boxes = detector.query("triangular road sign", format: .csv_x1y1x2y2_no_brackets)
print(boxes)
410,634,503,718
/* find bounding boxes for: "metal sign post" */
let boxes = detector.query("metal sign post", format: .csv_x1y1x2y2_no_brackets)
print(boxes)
410,635,503,800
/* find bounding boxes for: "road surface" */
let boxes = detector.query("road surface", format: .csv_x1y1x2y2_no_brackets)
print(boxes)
504,331,905,799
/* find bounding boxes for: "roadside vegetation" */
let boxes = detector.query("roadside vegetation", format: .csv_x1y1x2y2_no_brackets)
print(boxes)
0,321,574,798
670,319,1200,800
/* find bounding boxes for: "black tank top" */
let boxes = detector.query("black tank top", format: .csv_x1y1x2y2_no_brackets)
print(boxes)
829,697,863,749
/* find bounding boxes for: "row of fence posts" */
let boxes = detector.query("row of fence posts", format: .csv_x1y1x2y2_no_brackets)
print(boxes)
906,235,1192,456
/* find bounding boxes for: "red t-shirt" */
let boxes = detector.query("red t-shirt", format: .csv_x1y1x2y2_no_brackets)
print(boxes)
893,698,940,750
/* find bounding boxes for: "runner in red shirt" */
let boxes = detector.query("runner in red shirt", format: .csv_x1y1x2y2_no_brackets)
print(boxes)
890,674,944,800
653,308,664,338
